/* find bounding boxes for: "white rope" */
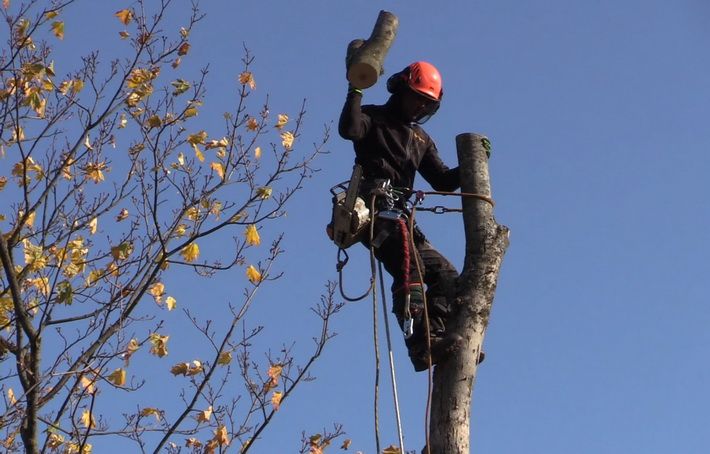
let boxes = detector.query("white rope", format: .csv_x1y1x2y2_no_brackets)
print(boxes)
378,260,406,453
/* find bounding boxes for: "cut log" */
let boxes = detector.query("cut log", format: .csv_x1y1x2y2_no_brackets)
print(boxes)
347,10,398,89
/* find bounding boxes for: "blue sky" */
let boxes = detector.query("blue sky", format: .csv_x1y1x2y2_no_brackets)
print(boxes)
13,0,710,452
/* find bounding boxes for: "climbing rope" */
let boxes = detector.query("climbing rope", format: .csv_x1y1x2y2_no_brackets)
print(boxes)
418,190,495,207
408,206,433,454
336,248,373,302
368,195,382,454
378,260,406,453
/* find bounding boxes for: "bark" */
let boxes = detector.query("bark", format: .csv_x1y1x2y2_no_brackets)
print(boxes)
428,133,510,454
0,236,40,453
346,10,398,89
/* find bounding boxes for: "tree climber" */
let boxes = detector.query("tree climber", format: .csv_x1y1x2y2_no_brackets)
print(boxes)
338,61,464,371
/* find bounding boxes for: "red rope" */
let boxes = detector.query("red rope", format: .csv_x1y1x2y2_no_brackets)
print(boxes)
398,218,410,292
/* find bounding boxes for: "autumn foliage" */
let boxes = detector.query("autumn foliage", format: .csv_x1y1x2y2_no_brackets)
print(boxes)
0,1,341,453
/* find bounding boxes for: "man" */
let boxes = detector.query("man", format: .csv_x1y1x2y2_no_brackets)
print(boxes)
338,61,463,371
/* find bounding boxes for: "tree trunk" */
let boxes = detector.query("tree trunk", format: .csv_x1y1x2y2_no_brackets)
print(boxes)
428,133,510,454
346,11,398,89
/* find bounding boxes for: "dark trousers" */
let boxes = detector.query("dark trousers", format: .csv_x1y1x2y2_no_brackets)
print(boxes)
361,216,458,338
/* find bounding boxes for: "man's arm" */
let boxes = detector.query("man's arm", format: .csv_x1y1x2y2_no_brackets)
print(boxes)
338,88,371,141
419,138,460,192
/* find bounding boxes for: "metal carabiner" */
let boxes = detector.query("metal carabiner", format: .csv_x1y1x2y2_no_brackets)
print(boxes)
403,318,414,339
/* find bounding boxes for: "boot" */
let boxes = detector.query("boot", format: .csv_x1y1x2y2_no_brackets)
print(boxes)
393,287,461,372
408,331,463,372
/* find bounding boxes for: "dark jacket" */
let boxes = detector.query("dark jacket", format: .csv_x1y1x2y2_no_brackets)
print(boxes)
338,91,460,193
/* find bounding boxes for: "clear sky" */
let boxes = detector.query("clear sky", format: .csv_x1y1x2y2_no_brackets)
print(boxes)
21,0,710,453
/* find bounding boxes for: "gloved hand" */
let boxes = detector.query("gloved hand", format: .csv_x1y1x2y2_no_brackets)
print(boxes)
348,84,363,96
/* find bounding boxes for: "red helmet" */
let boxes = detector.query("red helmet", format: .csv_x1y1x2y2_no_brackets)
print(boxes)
387,61,443,101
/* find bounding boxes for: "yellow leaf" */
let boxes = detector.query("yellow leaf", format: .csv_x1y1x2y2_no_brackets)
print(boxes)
65,442,92,454
165,296,176,311
124,338,139,364
83,134,93,150
183,106,197,118
0,176,7,190
214,425,230,446
210,162,225,180
12,156,44,183
341,439,352,450
174,224,188,238
88,217,98,234
267,364,282,388
185,438,202,448
177,42,190,56
382,445,402,454
7,388,16,405
193,144,204,162
47,432,64,449
149,282,165,303
186,360,203,376
185,206,199,221
210,201,223,218
244,224,260,246
58,80,72,95
72,78,84,93
180,242,199,263
281,131,294,150
107,368,126,386
83,269,102,287
256,187,272,200
196,406,212,423
187,130,207,145
140,407,162,421
246,265,262,284
118,113,127,128
23,210,36,228
271,391,283,411
205,137,229,150
171,79,190,96
110,242,133,261
116,208,129,221
217,351,232,366
145,115,161,129
2,0,8,10
238,71,256,90
170,362,189,376
22,239,47,271
246,117,258,131
119,30,130,39
29,277,50,296
115,9,133,25
275,114,288,129
51,21,64,39
254,146,262,159
45,11,59,19
149,333,169,358
84,161,107,183
80,375,96,394
80,409,96,428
